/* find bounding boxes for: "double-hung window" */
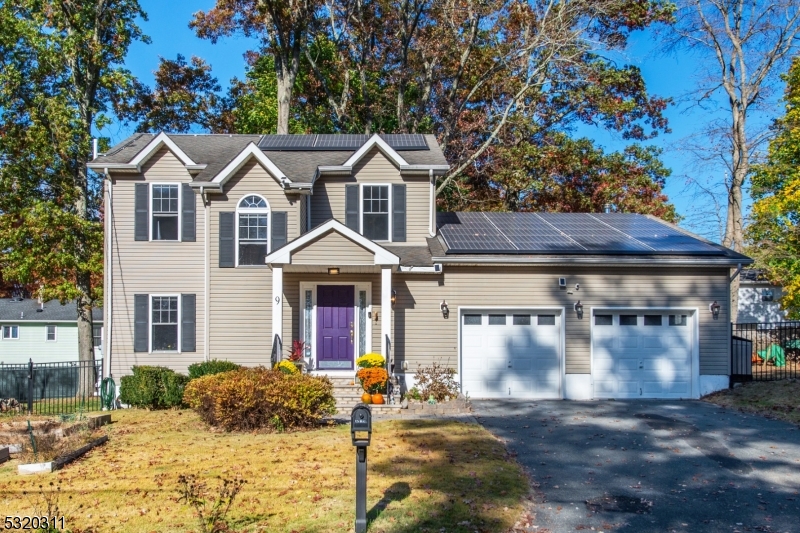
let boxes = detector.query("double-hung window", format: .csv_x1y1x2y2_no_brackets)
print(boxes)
237,195,270,265
92,324,103,348
152,184,179,240
362,185,389,241
46,325,57,341
151,296,179,351
2,325,18,340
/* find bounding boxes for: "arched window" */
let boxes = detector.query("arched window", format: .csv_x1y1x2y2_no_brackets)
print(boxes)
237,194,270,266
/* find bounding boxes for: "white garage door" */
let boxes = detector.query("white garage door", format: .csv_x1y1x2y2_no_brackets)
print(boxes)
461,310,562,399
592,311,694,399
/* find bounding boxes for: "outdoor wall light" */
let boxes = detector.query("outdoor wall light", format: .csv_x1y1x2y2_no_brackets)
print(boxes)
440,300,450,319
574,300,584,318
328,267,340,275
709,300,721,319
391,289,397,307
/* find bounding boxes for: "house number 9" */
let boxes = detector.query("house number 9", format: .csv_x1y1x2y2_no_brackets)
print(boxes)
275,296,281,304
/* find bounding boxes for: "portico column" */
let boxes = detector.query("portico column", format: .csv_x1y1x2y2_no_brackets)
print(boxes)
381,266,392,364
272,265,283,356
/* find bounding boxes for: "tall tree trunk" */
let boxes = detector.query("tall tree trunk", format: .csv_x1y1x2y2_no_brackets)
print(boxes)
724,103,748,322
275,57,295,135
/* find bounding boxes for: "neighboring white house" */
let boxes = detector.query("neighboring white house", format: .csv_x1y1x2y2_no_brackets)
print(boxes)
0,298,103,365
738,269,788,323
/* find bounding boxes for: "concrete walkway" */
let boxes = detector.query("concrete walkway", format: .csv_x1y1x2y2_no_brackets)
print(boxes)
472,400,800,533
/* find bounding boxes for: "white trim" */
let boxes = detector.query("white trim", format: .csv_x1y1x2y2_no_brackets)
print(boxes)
149,294,181,354
429,169,435,237
299,282,372,371
265,219,399,266
45,324,57,342
129,132,197,168
203,187,210,362
360,183,392,243
149,182,182,242
2,324,19,340
456,306,566,399
272,267,283,348
343,134,409,168
381,268,392,362
209,143,288,187
235,193,271,267
589,307,700,400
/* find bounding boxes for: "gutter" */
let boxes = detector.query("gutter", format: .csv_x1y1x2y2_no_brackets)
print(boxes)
729,263,743,282
431,256,754,267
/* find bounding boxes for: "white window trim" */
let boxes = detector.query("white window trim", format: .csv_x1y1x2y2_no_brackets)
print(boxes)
235,193,271,267
150,182,182,242
149,294,181,353
299,282,372,373
359,183,392,243
45,324,57,342
2,324,19,340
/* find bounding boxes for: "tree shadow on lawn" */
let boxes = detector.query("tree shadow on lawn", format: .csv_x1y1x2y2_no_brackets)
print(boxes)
367,419,528,533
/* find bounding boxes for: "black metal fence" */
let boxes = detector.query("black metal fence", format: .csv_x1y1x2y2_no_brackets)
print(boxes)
0,359,103,415
731,322,800,382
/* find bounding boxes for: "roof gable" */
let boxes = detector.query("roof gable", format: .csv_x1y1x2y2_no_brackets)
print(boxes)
343,134,409,169
129,132,197,168
209,143,288,188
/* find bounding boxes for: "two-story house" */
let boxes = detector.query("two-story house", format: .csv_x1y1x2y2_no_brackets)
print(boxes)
90,133,750,400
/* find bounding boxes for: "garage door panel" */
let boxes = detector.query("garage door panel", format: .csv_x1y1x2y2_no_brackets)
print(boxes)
620,336,640,349
643,336,663,349
462,310,562,399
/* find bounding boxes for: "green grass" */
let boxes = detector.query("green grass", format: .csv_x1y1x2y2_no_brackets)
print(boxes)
0,409,530,532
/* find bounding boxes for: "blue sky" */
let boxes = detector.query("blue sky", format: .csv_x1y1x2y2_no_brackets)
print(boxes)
112,1,787,243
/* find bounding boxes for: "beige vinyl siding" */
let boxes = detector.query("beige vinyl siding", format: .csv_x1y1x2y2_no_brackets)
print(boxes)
310,147,430,245
394,266,731,376
292,232,375,265
207,158,300,366
109,147,205,375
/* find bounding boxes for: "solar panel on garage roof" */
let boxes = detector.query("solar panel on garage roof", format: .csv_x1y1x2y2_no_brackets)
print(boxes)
489,213,581,252
537,213,653,253
591,213,722,253
438,212,518,253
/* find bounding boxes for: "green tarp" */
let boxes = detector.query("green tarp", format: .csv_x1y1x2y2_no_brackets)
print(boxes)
757,344,786,367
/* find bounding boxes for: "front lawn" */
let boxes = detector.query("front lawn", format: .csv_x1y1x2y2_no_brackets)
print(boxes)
703,379,800,426
1,410,528,532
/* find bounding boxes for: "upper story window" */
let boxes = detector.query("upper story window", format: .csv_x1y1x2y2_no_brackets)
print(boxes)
237,194,270,266
46,325,57,341
362,185,389,241
2,325,18,340
92,324,102,348
152,184,179,240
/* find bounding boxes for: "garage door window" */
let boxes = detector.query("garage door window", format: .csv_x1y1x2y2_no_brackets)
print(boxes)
644,315,662,326
595,315,613,326
669,314,688,326
488,315,506,325
463,314,481,325
538,315,556,325
620,315,638,326
513,315,531,325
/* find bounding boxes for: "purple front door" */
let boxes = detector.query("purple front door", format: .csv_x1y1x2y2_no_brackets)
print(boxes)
317,285,355,370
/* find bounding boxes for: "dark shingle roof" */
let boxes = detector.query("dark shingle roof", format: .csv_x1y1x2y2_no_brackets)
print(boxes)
0,299,102,323
95,133,448,184
384,245,434,267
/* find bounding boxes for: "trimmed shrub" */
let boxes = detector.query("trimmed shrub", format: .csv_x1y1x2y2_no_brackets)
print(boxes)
188,359,241,380
183,366,336,432
120,366,190,409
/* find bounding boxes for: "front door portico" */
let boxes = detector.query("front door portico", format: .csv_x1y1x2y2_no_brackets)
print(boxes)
317,285,355,369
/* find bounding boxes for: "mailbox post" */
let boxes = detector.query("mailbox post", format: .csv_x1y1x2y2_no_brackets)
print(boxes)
351,404,372,533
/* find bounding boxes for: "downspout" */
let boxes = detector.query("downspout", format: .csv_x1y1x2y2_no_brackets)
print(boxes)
103,169,112,379
429,169,435,237
729,263,743,283
202,186,210,361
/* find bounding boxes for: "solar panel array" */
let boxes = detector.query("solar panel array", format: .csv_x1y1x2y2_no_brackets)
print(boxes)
258,134,429,151
438,212,725,255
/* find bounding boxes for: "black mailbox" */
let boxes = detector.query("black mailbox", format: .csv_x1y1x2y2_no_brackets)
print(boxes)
351,404,372,447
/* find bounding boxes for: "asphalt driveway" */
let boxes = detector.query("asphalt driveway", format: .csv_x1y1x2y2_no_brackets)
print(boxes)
472,400,800,533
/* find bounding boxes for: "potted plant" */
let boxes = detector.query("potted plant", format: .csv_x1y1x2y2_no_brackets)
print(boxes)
289,340,307,372
275,360,299,375
356,367,388,404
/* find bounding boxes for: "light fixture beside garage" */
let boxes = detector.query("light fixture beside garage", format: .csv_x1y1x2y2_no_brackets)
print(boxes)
574,300,583,318
709,300,721,319
391,289,397,307
328,267,340,275
440,300,449,319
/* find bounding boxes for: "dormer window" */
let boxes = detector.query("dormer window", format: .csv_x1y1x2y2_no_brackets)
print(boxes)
237,194,270,266
362,185,390,241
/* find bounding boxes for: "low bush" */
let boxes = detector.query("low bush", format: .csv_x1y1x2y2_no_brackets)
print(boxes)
183,367,336,432
120,366,190,409
188,359,241,380
411,362,460,402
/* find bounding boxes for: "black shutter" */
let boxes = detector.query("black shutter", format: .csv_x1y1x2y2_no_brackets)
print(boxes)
181,184,196,242
181,294,196,352
271,211,288,250
392,184,406,242
134,294,148,352
134,183,149,241
219,212,235,268
345,184,359,231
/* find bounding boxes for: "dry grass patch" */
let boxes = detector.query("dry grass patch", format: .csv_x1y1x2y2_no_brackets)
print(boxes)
0,409,528,532
703,379,800,425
